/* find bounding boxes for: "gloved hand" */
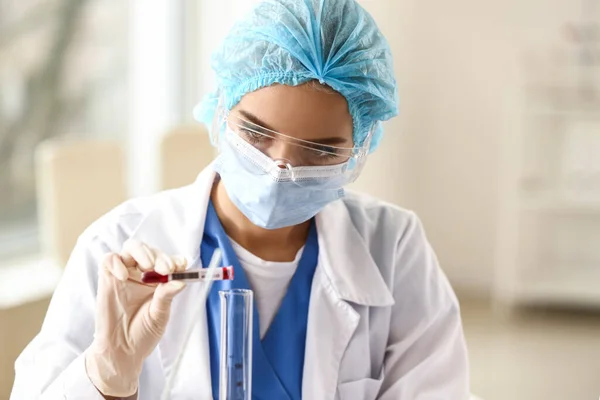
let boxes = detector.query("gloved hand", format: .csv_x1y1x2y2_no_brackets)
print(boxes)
85,239,188,397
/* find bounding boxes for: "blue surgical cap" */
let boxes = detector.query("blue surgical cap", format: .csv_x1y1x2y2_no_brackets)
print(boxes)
194,0,399,152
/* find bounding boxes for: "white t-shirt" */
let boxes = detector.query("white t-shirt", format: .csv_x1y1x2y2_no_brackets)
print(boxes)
229,238,304,339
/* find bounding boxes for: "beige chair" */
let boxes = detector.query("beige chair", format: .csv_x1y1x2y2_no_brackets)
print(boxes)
159,124,215,190
35,139,127,266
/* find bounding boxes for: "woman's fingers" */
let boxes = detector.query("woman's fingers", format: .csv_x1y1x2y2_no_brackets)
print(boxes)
101,253,129,281
173,255,187,272
149,280,187,326
154,252,176,275
117,239,187,280
120,239,156,271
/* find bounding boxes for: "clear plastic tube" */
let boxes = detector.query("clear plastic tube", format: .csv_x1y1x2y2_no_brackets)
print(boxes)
219,289,253,400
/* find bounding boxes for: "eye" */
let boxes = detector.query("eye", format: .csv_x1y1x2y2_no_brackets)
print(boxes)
239,127,268,144
317,152,343,162
304,147,345,166
315,144,337,154
308,144,339,159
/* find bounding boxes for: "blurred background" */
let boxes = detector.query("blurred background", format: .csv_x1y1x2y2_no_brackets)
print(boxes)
1,0,600,399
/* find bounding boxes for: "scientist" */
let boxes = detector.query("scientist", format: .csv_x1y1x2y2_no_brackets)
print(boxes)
11,0,469,399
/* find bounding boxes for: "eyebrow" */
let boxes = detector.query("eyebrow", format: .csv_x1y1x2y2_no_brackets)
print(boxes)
237,110,351,146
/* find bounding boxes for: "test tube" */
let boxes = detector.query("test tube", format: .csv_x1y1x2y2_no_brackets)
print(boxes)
219,289,253,400
141,266,234,284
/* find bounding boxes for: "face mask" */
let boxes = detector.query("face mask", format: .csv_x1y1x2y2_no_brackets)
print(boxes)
213,128,348,230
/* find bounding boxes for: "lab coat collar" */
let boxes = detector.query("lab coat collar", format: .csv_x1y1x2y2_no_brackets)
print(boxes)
180,165,394,308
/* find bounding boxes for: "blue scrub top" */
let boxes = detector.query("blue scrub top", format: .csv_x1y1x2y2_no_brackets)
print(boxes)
201,201,319,399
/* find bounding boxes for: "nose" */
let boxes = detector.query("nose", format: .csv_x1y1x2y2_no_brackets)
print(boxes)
265,140,298,167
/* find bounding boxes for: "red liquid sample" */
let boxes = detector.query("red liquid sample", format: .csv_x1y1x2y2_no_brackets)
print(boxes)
223,266,234,280
141,271,169,284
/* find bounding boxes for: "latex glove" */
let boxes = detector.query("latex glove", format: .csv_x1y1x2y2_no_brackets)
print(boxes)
85,239,188,397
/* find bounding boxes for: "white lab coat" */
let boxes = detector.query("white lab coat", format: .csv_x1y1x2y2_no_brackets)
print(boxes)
11,166,470,400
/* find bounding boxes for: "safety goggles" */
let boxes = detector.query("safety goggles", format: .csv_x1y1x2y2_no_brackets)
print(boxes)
212,106,373,185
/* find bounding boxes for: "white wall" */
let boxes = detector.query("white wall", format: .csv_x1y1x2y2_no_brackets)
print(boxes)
398,1,519,293
356,0,583,294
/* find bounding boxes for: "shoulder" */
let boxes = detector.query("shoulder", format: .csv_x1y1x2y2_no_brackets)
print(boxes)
341,190,421,247
341,191,452,301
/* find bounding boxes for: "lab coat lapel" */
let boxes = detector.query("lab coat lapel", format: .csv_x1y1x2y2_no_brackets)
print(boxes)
302,198,394,399
151,166,218,399
302,266,360,400
159,284,213,399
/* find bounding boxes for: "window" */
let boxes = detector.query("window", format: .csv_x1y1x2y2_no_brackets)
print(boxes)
0,0,129,260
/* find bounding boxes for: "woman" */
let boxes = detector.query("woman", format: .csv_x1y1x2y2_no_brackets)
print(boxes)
12,0,469,399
